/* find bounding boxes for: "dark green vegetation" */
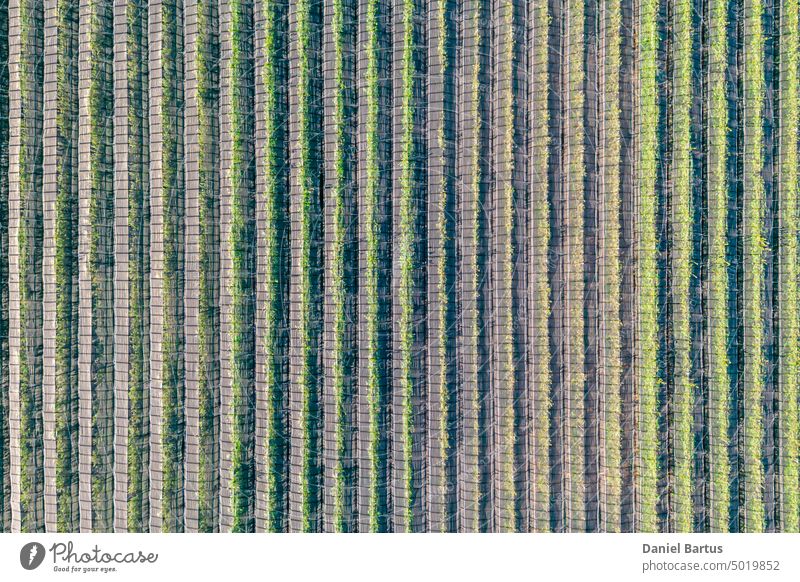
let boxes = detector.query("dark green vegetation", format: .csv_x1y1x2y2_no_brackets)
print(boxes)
193,0,220,533
528,0,550,533
357,0,392,533
286,0,323,533
0,0,798,532
741,0,766,533
124,0,150,533
222,0,257,533
256,0,289,533
86,0,116,533
705,0,730,532
669,0,693,532
51,0,80,533
158,0,186,532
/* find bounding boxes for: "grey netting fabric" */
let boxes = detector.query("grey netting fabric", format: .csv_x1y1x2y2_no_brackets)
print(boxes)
0,0,799,533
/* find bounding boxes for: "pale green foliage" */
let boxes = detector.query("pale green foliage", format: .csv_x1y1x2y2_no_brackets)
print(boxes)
779,0,799,533
638,0,660,531
742,0,766,532
707,0,730,533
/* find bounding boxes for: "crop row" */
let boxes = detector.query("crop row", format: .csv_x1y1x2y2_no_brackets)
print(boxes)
85,0,116,532
0,0,9,534
599,0,622,532
638,0,660,532
287,0,324,532
50,0,79,532
706,0,730,532
528,0,550,533
426,0,456,533
456,0,485,532
124,0,151,532
778,0,799,532
742,0,766,533
15,0,46,532
222,0,257,532
159,0,186,532
257,0,289,533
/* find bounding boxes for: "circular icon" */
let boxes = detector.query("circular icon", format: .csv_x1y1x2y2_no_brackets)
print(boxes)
20,542,46,570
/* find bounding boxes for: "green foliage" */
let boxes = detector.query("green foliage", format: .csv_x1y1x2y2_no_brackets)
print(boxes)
0,0,10,534
460,0,482,532
18,0,45,532
707,0,730,533
779,0,799,533
294,0,316,533
88,0,116,533
197,0,220,534
3,0,799,535
601,0,622,532
363,0,381,532
126,0,150,532
639,0,660,531
259,0,278,534
529,0,551,533
671,0,693,532
54,0,80,532
260,0,289,533
328,0,348,532
742,0,766,532
565,0,585,531
496,0,515,532
430,0,455,533
396,0,416,531
228,0,256,532
160,0,186,532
